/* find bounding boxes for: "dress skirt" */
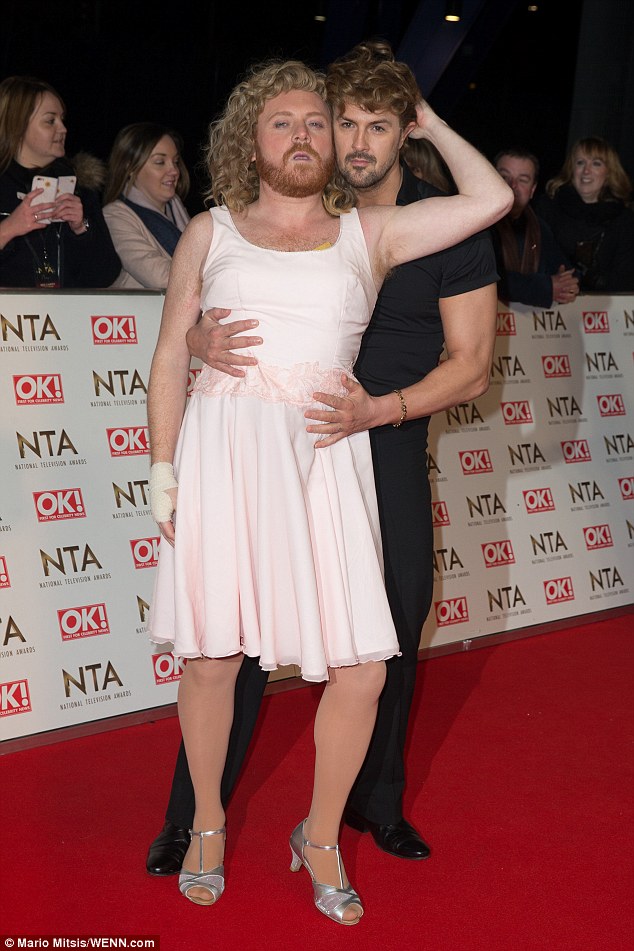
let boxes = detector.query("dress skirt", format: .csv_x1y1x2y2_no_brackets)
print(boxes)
148,368,400,683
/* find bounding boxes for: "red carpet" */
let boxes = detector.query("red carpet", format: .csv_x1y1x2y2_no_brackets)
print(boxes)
2,612,633,951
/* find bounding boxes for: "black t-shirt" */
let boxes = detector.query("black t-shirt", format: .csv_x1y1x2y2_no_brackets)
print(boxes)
354,163,498,396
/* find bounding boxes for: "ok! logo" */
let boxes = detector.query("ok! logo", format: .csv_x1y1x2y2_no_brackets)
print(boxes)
544,577,575,604
583,525,613,550
597,394,626,417
152,652,186,684
431,501,450,527
496,312,516,335
582,311,609,333
57,603,110,641
33,487,85,522
434,597,469,627
458,449,493,475
523,487,555,513
0,556,10,589
91,315,137,345
542,355,571,378
481,540,515,568
501,401,533,425
130,537,160,569
107,427,150,456
13,373,64,405
0,679,32,718
561,440,591,464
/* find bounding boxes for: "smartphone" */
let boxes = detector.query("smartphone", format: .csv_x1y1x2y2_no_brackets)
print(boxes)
31,175,57,224
56,175,76,196
52,176,77,221
31,175,57,204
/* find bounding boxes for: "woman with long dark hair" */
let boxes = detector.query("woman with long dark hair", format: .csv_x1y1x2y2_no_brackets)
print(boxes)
0,75,120,288
103,123,190,289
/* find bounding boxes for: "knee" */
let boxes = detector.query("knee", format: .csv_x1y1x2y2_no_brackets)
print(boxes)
183,655,242,689
336,660,386,703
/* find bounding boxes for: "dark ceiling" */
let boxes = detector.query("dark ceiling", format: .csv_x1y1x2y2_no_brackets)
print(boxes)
2,0,631,209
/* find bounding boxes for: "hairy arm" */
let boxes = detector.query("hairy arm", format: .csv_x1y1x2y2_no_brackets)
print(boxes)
147,213,211,535
307,283,498,445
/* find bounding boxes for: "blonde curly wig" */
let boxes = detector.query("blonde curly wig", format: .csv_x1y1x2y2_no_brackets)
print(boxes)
202,59,354,216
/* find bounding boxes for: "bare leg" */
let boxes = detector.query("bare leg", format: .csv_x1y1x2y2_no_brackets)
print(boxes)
304,661,386,922
178,654,243,900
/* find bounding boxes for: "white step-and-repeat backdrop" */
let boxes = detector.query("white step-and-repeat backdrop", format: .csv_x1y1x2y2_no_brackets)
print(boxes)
1,291,632,743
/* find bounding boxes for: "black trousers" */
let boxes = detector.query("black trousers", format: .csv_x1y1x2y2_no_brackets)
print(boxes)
165,420,433,828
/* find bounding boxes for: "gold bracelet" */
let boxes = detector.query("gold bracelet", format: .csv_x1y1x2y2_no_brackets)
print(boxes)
392,388,407,428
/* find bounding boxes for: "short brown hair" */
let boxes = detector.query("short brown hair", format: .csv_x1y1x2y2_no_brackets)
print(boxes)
326,40,420,128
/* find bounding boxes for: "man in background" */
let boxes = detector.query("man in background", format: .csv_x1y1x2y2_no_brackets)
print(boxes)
493,148,578,307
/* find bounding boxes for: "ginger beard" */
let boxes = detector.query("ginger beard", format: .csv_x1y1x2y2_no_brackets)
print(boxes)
255,142,335,198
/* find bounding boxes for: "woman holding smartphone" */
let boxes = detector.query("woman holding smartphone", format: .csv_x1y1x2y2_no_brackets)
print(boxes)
0,75,120,288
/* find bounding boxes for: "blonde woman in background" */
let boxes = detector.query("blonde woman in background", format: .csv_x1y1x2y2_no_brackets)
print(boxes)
536,136,634,292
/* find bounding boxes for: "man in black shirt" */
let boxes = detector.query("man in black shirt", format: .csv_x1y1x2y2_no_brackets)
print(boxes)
146,41,498,874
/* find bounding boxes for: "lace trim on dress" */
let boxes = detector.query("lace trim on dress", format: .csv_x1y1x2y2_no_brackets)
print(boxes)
193,361,355,406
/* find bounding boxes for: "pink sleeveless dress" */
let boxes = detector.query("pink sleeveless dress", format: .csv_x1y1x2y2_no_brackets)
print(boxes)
148,206,399,682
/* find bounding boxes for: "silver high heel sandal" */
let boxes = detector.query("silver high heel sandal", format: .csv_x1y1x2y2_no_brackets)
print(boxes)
289,819,364,926
178,827,225,906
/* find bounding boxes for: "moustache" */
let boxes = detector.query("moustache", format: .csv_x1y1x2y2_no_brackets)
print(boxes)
345,151,376,165
284,144,321,162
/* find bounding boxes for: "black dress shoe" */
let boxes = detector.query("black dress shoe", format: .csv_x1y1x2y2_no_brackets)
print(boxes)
146,820,191,876
344,808,431,860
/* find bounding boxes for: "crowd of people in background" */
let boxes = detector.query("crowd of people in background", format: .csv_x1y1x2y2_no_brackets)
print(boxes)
0,71,633,297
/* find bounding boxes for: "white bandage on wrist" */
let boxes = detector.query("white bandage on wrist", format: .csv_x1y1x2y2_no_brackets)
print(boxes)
149,462,178,524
